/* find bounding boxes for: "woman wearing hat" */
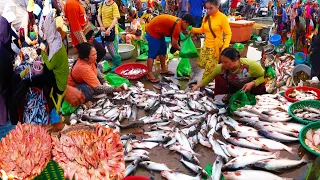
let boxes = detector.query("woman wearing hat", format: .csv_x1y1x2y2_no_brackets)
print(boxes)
20,0,39,47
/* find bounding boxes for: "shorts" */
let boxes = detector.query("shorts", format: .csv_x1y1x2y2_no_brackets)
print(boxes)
146,32,167,59
193,16,202,28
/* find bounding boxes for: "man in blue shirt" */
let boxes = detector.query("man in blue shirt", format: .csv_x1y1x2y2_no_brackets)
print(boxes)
188,0,205,27
178,0,188,18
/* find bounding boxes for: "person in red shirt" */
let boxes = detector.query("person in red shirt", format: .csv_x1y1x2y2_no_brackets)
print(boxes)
230,0,240,16
145,14,194,82
64,0,106,62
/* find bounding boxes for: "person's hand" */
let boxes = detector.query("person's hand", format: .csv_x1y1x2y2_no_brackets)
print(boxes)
242,81,255,92
115,86,125,92
100,27,106,32
192,83,202,92
105,28,111,36
65,85,85,106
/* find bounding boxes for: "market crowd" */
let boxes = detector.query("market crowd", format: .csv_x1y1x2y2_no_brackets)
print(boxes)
0,0,319,130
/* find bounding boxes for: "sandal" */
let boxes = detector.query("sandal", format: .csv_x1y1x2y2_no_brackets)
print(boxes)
147,75,160,83
160,71,175,76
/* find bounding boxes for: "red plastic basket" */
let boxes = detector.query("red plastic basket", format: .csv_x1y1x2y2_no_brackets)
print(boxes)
284,86,320,102
115,63,148,80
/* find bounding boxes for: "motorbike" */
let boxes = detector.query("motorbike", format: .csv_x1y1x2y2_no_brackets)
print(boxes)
257,5,268,17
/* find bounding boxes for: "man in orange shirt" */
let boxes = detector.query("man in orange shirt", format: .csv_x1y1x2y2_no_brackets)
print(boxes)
145,14,194,82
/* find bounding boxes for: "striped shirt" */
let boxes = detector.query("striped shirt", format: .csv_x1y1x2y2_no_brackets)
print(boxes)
98,2,120,28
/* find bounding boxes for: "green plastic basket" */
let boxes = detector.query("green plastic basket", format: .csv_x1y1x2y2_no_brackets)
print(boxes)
288,100,320,125
299,121,320,156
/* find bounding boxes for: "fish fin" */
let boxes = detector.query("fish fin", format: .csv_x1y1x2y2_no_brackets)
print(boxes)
273,151,280,158
301,154,310,163
285,147,298,156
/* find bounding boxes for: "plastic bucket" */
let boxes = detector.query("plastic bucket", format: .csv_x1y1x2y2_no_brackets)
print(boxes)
269,34,281,46
33,61,43,75
292,64,311,86
294,52,306,65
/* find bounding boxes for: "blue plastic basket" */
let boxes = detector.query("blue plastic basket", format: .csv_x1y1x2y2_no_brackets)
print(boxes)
269,34,281,46
294,52,306,65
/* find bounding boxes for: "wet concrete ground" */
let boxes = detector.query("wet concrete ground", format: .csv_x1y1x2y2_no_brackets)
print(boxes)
67,39,312,179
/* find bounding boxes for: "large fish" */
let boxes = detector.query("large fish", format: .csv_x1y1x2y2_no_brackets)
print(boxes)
222,170,291,180
139,161,171,171
212,156,224,180
253,155,308,172
223,152,279,170
246,137,297,155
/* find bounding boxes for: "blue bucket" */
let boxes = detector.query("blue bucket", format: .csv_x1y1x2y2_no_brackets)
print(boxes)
295,52,306,65
269,34,281,46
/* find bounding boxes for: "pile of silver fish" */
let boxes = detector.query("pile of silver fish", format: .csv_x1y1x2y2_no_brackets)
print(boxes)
305,128,320,153
266,54,294,93
120,68,147,76
23,88,49,125
69,81,307,180
288,89,318,101
292,106,320,121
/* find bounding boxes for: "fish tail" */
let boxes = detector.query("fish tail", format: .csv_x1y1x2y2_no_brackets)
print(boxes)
301,154,309,163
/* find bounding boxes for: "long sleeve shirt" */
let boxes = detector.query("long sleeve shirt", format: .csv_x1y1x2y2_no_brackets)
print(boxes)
41,45,69,91
192,11,231,50
201,58,265,87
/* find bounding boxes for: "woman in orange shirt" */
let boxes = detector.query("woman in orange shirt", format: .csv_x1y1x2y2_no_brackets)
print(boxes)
67,43,124,104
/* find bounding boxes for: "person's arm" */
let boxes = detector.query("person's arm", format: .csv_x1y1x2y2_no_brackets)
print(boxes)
201,65,222,86
68,6,87,43
97,4,104,30
247,59,265,87
222,16,232,50
191,17,205,34
41,50,58,70
97,69,106,84
171,22,182,50
22,16,32,45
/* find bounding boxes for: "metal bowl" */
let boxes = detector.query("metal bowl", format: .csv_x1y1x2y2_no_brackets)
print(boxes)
105,44,135,60
263,44,275,55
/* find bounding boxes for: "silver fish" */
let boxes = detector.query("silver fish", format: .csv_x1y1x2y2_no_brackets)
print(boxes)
208,135,229,161
271,122,304,133
139,161,171,171
253,155,308,171
212,155,223,180
131,141,158,149
258,130,298,143
180,158,209,178
142,135,171,143
223,152,279,170
161,170,201,180
224,144,273,157
124,154,150,162
226,137,265,150
222,170,289,180
124,159,141,177
246,137,297,155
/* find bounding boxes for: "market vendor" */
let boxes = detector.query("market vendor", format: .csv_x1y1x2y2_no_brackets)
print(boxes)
67,42,125,104
192,47,267,97
145,14,194,82
121,11,142,44
20,0,39,47
190,0,231,80
21,13,69,129
294,16,306,51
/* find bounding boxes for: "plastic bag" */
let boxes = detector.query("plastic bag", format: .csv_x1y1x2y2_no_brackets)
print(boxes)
102,61,111,73
104,73,131,87
177,58,192,77
179,36,199,58
137,53,148,61
265,66,276,79
61,101,78,115
140,41,149,54
203,164,226,180
229,90,256,112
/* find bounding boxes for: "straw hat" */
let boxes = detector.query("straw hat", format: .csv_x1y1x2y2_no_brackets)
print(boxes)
27,0,35,12
2,5,16,23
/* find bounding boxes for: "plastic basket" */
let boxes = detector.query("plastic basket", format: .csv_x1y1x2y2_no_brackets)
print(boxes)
288,100,320,124
275,44,286,55
269,34,281,46
284,86,320,102
114,63,148,80
299,121,320,156
295,52,306,65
